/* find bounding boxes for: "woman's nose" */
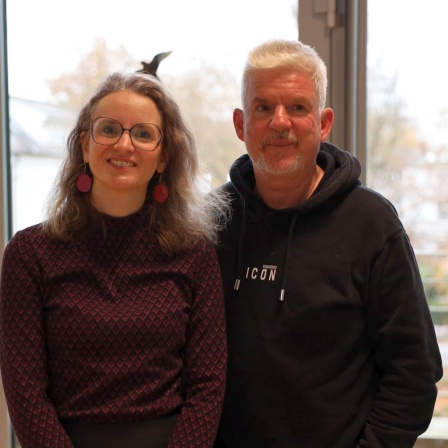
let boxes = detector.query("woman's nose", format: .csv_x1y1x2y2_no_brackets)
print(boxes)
115,130,135,151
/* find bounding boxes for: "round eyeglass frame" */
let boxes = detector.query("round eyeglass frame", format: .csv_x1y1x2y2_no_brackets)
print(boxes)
89,116,163,152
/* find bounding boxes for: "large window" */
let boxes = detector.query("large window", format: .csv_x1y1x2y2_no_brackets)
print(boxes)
0,0,298,446
367,0,448,439
2,0,448,446
299,0,447,444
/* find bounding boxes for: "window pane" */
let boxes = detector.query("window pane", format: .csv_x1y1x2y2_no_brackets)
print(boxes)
5,1,297,445
367,0,448,438
7,0,298,232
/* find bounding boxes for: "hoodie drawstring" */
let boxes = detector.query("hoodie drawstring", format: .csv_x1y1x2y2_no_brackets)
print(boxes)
234,197,247,294
279,212,298,301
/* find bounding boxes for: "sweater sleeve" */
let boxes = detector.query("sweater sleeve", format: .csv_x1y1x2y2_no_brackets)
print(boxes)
358,230,443,447
167,240,227,448
0,231,74,448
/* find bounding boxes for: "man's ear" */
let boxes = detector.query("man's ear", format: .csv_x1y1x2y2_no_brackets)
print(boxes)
320,108,334,142
233,108,245,142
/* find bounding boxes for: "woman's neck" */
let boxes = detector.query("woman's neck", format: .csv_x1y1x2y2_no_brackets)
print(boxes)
90,190,146,217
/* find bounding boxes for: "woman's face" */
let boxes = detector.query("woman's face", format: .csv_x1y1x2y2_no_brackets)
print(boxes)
82,90,168,209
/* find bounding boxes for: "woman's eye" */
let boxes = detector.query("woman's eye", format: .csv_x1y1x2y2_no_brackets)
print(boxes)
137,130,150,139
102,126,116,135
133,127,156,141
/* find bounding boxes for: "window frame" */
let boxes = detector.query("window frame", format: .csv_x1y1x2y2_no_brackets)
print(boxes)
1,0,12,444
11,1,447,447
0,1,362,446
298,0,367,181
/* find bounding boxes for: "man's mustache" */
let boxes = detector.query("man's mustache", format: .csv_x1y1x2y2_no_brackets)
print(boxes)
261,132,300,146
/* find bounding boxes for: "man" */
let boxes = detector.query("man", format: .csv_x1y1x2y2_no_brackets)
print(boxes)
214,39,443,447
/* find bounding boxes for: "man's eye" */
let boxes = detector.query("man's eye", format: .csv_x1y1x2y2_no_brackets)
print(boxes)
288,104,308,115
255,104,270,112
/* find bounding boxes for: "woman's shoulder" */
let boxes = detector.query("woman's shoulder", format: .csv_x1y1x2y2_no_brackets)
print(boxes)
9,222,44,241
192,234,217,253
5,223,53,254
174,235,218,265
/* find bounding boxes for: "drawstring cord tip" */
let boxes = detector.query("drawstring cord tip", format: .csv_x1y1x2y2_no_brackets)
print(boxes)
279,289,285,301
234,279,241,291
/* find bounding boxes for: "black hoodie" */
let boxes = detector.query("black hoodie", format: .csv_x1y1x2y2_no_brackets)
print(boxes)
215,142,443,448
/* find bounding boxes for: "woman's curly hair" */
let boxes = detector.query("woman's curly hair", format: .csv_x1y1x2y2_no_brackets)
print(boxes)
43,72,230,256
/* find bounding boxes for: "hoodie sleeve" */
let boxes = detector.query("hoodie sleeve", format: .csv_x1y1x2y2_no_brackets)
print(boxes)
358,229,443,447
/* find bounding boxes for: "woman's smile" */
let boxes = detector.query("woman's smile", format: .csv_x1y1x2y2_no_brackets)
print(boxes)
109,158,136,168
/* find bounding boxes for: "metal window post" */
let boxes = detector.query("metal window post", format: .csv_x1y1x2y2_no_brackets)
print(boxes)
299,0,367,183
0,0,12,445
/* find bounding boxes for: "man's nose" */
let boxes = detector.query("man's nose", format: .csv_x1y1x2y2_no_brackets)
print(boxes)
270,105,292,130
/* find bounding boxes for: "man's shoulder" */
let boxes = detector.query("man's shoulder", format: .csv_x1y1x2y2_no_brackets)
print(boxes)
351,185,399,214
217,181,242,207
341,185,405,236
218,181,237,194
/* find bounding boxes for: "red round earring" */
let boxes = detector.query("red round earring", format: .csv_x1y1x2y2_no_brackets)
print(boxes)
76,164,92,193
153,172,169,203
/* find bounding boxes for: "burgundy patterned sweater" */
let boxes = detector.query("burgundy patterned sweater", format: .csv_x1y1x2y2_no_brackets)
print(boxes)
0,206,226,448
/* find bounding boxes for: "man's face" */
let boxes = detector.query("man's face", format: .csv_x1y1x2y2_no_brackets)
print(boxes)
233,68,333,176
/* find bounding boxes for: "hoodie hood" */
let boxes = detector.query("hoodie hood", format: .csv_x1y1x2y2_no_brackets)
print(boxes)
228,141,362,215
223,142,362,301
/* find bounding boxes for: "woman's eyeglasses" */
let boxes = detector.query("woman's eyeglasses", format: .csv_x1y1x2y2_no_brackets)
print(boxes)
90,117,163,152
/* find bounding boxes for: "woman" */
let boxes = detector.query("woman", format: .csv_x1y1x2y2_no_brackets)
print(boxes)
0,72,229,448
